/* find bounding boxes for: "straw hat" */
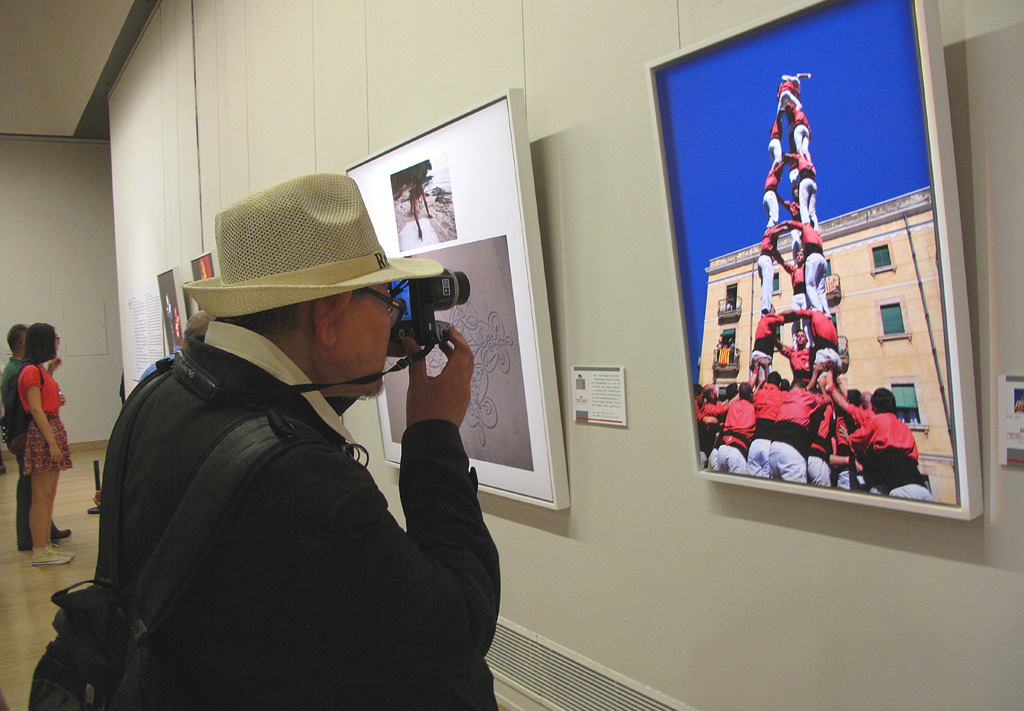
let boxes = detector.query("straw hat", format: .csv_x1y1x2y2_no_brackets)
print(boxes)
183,174,442,317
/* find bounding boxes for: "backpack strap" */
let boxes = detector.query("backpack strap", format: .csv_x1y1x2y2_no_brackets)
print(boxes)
130,411,325,639
96,370,175,582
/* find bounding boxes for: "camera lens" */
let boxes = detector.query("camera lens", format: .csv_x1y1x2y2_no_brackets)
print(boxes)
430,269,470,310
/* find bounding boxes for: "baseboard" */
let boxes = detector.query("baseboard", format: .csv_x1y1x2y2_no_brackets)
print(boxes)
488,618,696,711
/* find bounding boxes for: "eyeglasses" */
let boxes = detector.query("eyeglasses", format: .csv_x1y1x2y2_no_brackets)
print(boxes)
360,288,405,327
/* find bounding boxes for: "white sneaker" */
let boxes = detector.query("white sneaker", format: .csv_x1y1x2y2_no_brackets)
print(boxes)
32,544,74,566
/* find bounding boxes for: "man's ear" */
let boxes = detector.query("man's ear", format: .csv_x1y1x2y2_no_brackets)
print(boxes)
311,291,354,347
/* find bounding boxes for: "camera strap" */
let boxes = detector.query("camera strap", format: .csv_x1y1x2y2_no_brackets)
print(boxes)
174,344,433,401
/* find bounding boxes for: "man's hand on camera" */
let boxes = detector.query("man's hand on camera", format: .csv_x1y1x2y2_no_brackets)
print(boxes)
404,328,473,427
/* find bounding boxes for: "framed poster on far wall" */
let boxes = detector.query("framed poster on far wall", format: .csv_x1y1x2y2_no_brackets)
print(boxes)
185,252,217,317
348,90,569,510
190,252,215,281
155,268,184,355
648,0,981,518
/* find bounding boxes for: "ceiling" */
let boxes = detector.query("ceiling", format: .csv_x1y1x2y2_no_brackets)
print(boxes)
0,0,155,141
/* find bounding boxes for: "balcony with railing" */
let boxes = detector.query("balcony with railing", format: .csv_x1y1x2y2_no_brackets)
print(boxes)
718,296,742,323
712,345,741,378
825,273,842,307
838,335,850,373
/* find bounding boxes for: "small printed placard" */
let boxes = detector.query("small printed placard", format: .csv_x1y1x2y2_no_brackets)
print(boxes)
572,366,626,427
999,374,1024,466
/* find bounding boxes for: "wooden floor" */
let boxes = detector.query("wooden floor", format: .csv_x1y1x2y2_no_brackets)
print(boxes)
0,447,107,709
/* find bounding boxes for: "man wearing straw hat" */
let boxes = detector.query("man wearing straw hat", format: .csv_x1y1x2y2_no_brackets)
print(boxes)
102,174,500,709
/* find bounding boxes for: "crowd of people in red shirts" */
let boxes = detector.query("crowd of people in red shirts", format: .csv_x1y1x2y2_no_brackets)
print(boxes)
695,354,933,501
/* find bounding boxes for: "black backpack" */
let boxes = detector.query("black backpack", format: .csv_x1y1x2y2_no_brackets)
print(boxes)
1,363,41,455
29,359,327,710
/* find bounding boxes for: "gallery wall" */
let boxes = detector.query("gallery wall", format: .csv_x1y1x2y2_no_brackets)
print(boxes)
0,138,124,444
106,0,1024,709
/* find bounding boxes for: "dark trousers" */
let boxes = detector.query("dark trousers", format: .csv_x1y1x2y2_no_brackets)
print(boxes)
16,454,59,551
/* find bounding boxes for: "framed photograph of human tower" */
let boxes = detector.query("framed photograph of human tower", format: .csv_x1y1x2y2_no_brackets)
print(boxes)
348,90,569,509
648,0,982,518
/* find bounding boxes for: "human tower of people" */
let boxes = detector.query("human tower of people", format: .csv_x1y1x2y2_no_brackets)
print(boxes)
695,75,934,501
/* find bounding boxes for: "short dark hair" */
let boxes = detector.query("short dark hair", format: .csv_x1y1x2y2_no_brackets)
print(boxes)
846,389,862,409
218,303,300,338
871,388,897,414
792,378,808,390
724,383,739,401
738,382,753,401
6,324,27,352
779,378,791,391
24,323,56,363
767,371,782,386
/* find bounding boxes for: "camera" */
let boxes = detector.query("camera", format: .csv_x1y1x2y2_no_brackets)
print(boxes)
390,269,470,348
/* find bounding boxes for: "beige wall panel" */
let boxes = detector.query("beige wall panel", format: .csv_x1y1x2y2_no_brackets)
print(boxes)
215,0,252,207
194,0,224,248
245,0,317,191
523,0,677,140
110,21,168,288
495,0,695,695
364,0,525,150
168,0,204,267
109,8,168,393
159,7,183,268
0,140,123,443
312,0,369,171
676,0,777,48
110,0,201,395
958,18,1024,571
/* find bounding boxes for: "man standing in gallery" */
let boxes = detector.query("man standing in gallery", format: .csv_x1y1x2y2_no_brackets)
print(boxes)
99,174,501,708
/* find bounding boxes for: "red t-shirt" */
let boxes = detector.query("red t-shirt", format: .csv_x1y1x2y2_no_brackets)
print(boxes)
794,309,838,347
19,364,61,414
849,411,919,461
777,387,829,429
753,384,785,422
780,345,811,376
797,222,822,250
722,399,756,440
777,79,800,101
785,152,815,178
700,400,729,419
764,161,784,192
791,107,811,133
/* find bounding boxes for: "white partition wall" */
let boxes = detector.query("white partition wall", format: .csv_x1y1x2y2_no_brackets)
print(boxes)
106,1,1024,709
109,0,201,392
0,139,123,443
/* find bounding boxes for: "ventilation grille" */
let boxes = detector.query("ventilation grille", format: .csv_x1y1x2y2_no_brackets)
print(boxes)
487,618,695,711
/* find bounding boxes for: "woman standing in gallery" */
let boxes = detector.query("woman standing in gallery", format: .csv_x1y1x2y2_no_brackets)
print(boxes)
19,323,75,566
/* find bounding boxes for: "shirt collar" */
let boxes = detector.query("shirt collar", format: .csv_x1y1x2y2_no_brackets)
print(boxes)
203,321,355,443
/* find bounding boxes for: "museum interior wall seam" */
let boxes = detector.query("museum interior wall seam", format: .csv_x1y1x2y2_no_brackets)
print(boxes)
103,1,1024,710
0,139,124,443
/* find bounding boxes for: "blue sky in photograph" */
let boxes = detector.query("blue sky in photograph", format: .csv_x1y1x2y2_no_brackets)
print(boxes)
655,0,930,382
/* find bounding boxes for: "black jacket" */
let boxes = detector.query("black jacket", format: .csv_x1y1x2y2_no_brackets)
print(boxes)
100,338,500,709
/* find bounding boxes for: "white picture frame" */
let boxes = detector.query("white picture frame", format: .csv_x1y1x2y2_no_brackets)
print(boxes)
647,0,981,519
348,90,570,509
